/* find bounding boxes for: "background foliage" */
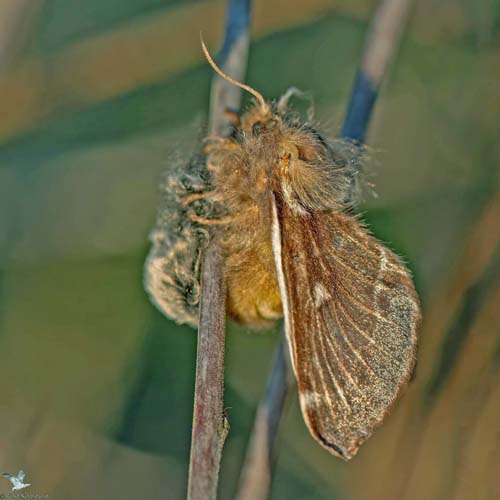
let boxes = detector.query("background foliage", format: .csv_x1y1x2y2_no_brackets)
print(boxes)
0,0,499,498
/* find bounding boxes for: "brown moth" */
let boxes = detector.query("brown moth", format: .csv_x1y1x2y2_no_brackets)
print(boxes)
144,42,421,460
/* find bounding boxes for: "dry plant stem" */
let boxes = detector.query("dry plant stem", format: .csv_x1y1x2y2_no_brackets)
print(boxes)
361,0,414,84
236,1,415,499
187,1,251,499
342,0,414,142
208,1,250,138
236,336,293,500
187,238,228,500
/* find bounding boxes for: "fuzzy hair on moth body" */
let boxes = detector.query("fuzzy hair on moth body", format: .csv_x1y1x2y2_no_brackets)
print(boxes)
144,40,420,460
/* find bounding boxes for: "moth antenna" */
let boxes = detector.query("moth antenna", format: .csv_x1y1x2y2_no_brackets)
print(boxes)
277,87,304,112
200,37,269,114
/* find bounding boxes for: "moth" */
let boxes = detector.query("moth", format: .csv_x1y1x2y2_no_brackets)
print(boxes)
144,42,421,460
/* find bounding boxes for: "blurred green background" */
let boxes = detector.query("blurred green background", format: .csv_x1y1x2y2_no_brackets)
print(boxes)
0,0,499,499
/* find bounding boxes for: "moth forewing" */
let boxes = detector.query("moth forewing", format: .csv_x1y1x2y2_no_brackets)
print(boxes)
270,194,296,372
271,193,420,460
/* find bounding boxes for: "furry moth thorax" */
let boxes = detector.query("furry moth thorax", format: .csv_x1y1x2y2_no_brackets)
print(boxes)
211,100,360,216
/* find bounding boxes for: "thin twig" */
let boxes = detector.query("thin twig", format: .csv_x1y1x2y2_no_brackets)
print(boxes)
235,1,415,499
235,337,293,500
187,238,228,500
342,0,414,142
187,1,252,499
209,0,251,138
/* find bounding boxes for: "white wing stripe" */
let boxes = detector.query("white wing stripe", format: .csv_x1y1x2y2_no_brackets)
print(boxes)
271,195,297,374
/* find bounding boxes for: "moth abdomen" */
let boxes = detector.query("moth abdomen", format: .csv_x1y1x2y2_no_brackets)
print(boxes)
144,152,216,327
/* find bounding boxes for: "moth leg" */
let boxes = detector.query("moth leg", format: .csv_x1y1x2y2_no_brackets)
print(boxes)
190,214,234,225
224,109,240,126
205,156,223,173
207,162,220,173
203,138,240,155
180,191,219,205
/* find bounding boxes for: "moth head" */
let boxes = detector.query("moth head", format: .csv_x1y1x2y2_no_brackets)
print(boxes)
242,97,359,212
201,40,359,211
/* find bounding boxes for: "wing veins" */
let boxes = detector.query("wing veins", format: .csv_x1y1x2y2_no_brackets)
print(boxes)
341,229,409,278
327,249,399,292
315,323,352,412
309,274,352,412
335,297,396,362
339,286,400,328
321,316,362,392
331,300,386,381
